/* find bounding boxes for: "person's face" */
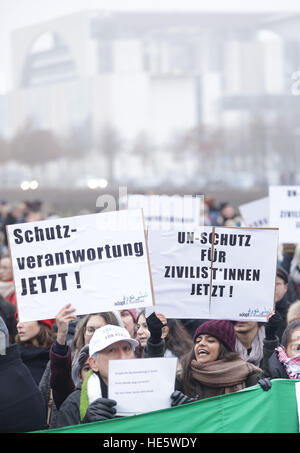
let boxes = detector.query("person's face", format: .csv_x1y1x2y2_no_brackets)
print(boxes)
17,321,40,343
275,276,288,303
234,321,258,335
89,340,135,384
79,360,91,382
194,334,220,363
222,205,235,219
120,310,136,338
84,315,107,345
136,313,150,348
0,257,13,281
285,328,300,358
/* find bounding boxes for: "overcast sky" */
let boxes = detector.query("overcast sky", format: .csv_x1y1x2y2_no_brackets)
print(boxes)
1,0,300,93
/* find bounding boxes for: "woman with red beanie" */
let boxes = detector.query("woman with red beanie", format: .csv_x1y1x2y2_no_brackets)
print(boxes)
16,318,56,385
171,319,263,406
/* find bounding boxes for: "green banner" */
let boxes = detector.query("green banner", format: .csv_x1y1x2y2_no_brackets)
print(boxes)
39,379,299,433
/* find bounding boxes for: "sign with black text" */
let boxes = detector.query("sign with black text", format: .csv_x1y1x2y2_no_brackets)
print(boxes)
7,209,154,322
148,226,278,322
269,185,300,243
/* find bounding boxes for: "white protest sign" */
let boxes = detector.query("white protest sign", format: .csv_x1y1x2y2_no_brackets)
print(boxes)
122,194,203,231
239,197,269,228
269,185,300,243
7,209,154,322
108,357,177,416
148,226,278,322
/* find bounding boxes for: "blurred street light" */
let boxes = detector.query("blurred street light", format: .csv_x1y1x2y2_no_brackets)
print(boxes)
30,180,39,190
20,180,39,190
87,178,108,189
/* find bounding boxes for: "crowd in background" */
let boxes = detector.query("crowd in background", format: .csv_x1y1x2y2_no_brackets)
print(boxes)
0,196,300,432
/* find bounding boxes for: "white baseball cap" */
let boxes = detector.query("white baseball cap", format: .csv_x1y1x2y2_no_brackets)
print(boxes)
89,324,139,357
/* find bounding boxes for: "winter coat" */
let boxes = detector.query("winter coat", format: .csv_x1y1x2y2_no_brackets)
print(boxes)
49,342,75,410
19,344,50,385
54,375,108,428
265,350,288,379
261,336,287,379
275,294,292,342
175,359,262,400
0,344,47,432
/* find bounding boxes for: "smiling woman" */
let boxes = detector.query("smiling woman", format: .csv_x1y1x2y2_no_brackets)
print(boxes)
171,319,263,404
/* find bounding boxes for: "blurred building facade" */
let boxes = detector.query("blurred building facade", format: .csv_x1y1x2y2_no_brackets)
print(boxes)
1,10,300,188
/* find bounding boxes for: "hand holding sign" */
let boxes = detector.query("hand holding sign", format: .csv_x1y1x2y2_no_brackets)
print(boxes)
55,303,77,346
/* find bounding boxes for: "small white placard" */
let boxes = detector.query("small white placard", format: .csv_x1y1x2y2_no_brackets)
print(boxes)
108,357,177,416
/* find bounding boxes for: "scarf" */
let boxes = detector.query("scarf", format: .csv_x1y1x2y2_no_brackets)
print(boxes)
235,326,265,367
276,346,300,379
190,357,261,396
79,370,102,420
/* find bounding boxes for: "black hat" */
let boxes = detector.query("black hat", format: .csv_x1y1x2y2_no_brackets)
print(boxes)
276,266,288,285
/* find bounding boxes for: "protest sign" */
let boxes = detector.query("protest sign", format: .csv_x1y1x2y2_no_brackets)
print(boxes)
6,209,154,322
121,194,203,231
148,226,278,322
239,197,269,228
108,357,177,416
269,185,300,243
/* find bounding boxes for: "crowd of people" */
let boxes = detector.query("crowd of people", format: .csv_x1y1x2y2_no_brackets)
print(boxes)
0,196,300,433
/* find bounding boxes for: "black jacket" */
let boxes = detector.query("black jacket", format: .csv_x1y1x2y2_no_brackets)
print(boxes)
266,350,288,379
275,294,291,342
54,384,82,428
0,344,47,432
54,375,108,428
261,336,289,379
19,344,51,385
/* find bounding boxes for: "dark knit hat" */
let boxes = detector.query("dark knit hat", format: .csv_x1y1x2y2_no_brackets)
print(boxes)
276,266,288,285
193,320,236,352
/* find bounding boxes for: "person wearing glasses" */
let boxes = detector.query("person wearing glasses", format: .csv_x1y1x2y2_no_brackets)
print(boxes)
49,305,120,412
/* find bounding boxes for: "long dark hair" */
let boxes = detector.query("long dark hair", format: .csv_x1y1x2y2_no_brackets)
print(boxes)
180,341,240,398
135,312,193,358
164,319,193,358
16,322,56,348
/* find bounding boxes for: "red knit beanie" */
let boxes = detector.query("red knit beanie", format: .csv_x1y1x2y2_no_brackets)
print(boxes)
39,319,55,330
193,320,236,352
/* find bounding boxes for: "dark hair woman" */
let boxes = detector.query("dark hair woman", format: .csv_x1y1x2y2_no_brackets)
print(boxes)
16,319,56,385
171,320,263,406
136,309,193,364
72,312,120,362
